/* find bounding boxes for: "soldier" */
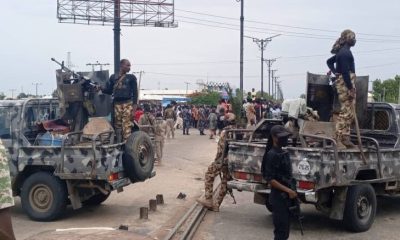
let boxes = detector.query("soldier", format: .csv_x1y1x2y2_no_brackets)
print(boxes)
262,125,295,240
100,59,138,141
198,106,206,135
0,140,15,240
182,106,191,135
164,104,176,139
197,114,236,212
327,29,357,149
208,108,218,139
154,113,167,165
138,104,155,127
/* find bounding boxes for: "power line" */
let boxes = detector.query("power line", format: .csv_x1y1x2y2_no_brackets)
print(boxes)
176,9,400,39
178,17,400,43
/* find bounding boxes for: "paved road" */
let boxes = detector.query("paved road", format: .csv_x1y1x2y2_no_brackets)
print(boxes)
11,130,217,240
195,191,400,240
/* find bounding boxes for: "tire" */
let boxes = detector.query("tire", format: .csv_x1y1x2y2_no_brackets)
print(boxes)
21,172,68,221
82,192,110,206
123,131,155,182
343,184,376,232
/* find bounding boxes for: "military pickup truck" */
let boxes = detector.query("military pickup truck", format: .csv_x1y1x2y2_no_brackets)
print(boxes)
0,65,155,221
226,73,400,232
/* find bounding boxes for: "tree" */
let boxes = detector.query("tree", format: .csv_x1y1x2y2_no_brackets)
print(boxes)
52,89,58,98
372,75,400,103
17,92,28,99
189,91,220,106
0,92,5,100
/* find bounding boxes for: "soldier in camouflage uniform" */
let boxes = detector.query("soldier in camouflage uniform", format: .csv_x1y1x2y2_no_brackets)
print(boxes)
197,114,236,211
138,104,156,134
198,106,206,135
154,114,167,165
101,59,138,141
164,104,176,139
0,140,15,240
327,30,357,149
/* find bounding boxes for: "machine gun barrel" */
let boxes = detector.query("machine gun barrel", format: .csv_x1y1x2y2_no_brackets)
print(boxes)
51,58,97,87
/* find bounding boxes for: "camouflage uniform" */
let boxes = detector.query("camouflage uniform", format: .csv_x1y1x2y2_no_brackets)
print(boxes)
198,107,206,135
114,102,133,141
138,112,156,135
335,73,356,143
154,118,167,163
0,140,14,210
164,108,176,139
204,125,234,207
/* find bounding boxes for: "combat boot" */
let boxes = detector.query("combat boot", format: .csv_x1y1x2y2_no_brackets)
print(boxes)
196,198,214,209
211,204,220,212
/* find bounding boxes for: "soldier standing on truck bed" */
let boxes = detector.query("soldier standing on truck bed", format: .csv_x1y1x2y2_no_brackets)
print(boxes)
0,140,16,240
262,125,296,240
327,29,357,149
100,59,138,141
197,113,236,212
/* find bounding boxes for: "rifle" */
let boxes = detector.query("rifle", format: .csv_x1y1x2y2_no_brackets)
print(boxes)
288,178,304,236
51,58,98,88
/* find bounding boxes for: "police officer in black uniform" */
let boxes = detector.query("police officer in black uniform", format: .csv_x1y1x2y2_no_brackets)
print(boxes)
262,125,296,240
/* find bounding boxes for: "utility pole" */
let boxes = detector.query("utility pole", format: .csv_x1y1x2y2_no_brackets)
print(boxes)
133,71,144,104
86,61,111,71
184,82,190,95
274,76,280,100
264,59,277,97
9,89,16,99
114,0,121,76
246,34,280,98
237,0,244,102
271,70,277,99
32,83,42,97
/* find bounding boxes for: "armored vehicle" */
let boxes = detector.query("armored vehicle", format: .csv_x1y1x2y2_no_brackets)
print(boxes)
1,62,154,221
226,73,400,232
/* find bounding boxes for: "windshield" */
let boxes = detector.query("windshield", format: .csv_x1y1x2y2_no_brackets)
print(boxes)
0,107,13,139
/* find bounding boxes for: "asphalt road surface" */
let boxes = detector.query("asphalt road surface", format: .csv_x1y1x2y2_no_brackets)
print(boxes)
10,129,400,240
195,191,400,240
11,129,216,240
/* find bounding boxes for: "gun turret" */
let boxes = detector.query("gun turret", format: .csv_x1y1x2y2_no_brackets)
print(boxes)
51,58,98,88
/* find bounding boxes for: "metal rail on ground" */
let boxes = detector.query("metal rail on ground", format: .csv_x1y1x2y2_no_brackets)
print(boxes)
164,184,221,240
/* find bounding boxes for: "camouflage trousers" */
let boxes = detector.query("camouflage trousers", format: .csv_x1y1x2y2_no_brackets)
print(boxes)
165,119,175,139
155,137,164,162
204,161,230,207
0,141,14,210
114,102,133,141
335,74,356,143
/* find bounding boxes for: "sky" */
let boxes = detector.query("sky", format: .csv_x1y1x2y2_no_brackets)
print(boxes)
1,0,400,99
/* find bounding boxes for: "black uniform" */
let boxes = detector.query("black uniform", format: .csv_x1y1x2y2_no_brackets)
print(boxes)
102,74,138,104
326,45,356,90
262,146,293,240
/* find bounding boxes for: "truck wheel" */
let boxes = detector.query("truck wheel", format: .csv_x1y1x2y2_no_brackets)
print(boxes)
21,172,67,221
83,192,110,206
343,184,376,232
123,131,155,182
265,195,273,213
